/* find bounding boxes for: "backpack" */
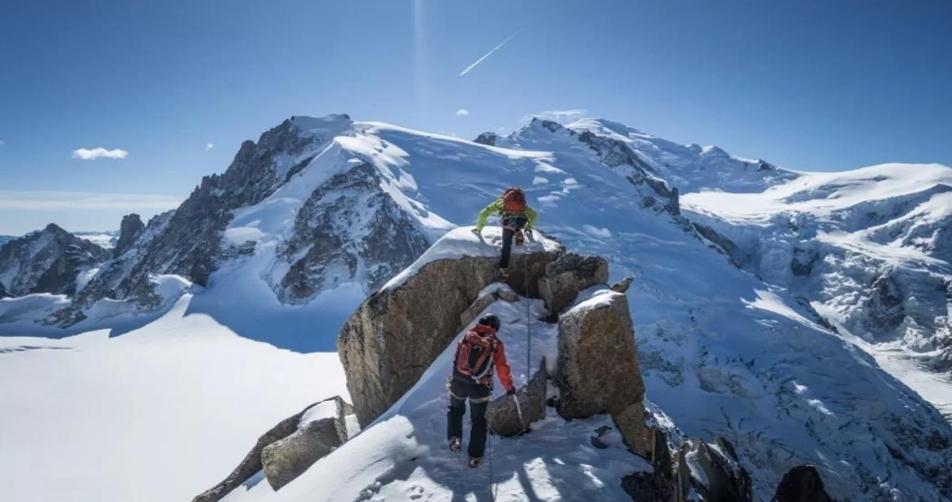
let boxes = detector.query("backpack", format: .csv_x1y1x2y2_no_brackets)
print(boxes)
501,187,527,213
454,326,497,384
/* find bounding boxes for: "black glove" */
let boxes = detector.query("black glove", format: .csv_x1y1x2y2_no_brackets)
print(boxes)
506,388,516,396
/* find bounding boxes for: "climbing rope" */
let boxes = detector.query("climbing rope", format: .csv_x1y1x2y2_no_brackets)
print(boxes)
524,233,532,378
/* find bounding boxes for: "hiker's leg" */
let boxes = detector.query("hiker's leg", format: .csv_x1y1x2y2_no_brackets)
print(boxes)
447,394,465,441
468,399,489,459
500,225,515,269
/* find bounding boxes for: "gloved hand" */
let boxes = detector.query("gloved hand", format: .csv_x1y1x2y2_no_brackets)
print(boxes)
506,388,516,396
525,228,533,237
472,228,482,236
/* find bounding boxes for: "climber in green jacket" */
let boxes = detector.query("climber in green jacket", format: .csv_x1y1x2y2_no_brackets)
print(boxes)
473,187,538,279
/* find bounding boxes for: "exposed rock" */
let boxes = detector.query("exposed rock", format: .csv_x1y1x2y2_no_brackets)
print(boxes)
622,470,674,502
864,272,906,333
555,287,648,455
0,223,109,297
262,397,348,490
339,238,562,426
538,253,608,316
674,438,753,502
191,401,317,502
279,163,430,302
790,248,819,276
458,283,519,330
474,132,498,146
113,213,145,258
610,276,633,293
772,465,832,502
487,357,547,436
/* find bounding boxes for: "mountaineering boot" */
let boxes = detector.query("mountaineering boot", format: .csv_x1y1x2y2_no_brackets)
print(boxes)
499,268,510,281
514,229,525,246
468,457,482,468
449,437,461,453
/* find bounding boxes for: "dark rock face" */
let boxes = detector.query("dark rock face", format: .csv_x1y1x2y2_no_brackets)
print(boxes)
338,244,563,427
771,465,832,502
0,223,109,297
280,163,430,302
675,438,753,502
261,397,348,490
538,253,609,316
622,470,674,502
790,248,819,276
58,118,348,324
474,132,498,146
864,273,906,333
556,288,648,455
113,213,145,258
487,357,547,436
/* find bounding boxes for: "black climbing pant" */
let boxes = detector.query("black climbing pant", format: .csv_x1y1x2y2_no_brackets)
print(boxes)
499,215,528,269
447,378,491,458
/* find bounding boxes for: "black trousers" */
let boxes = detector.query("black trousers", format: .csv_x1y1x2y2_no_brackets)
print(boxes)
499,215,528,269
447,378,491,458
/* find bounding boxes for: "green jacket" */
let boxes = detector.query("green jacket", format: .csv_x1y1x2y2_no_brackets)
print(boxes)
475,199,538,232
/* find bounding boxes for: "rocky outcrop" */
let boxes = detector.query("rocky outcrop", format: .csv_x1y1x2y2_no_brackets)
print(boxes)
864,272,906,334
771,465,832,502
538,253,608,316
0,223,109,297
339,240,563,426
192,402,316,502
261,397,348,490
113,213,145,258
473,132,498,146
674,438,753,502
555,287,648,454
192,396,351,502
487,358,547,436
279,163,430,302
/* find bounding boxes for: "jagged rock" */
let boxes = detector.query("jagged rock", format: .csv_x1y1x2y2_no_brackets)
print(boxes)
610,276,633,293
0,223,109,297
674,438,753,502
339,237,562,426
864,273,906,333
538,253,608,315
487,357,547,436
191,401,318,502
474,132,498,146
114,213,145,258
622,470,674,502
790,248,819,276
279,163,430,301
262,397,348,490
772,465,832,502
555,287,648,455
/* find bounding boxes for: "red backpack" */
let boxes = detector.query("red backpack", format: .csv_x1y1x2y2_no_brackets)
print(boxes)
501,187,527,213
454,325,498,384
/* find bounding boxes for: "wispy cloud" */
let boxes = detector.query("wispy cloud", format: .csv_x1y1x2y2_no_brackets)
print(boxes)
72,147,128,160
455,108,469,117
459,31,520,77
0,190,180,210
0,139,5,146
206,143,215,151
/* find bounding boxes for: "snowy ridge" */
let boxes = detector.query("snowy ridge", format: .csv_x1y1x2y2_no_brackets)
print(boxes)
1,114,951,500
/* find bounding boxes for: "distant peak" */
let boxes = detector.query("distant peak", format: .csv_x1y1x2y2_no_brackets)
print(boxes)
290,113,352,131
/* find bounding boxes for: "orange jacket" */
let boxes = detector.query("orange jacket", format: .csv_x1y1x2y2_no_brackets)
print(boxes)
456,324,515,392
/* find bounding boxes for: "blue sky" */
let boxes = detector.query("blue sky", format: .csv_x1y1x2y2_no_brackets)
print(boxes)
1,0,950,235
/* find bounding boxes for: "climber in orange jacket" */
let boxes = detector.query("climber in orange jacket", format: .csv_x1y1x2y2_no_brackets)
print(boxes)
446,313,515,468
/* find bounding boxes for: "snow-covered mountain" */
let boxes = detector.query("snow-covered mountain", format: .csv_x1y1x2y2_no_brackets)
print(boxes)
0,223,110,298
1,113,951,501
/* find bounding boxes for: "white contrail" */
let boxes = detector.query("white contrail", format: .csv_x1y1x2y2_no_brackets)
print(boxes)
459,31,520,77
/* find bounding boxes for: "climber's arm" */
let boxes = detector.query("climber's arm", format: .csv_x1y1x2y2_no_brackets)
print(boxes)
475,199,502,233
493,341,515,393
524,206,538,230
